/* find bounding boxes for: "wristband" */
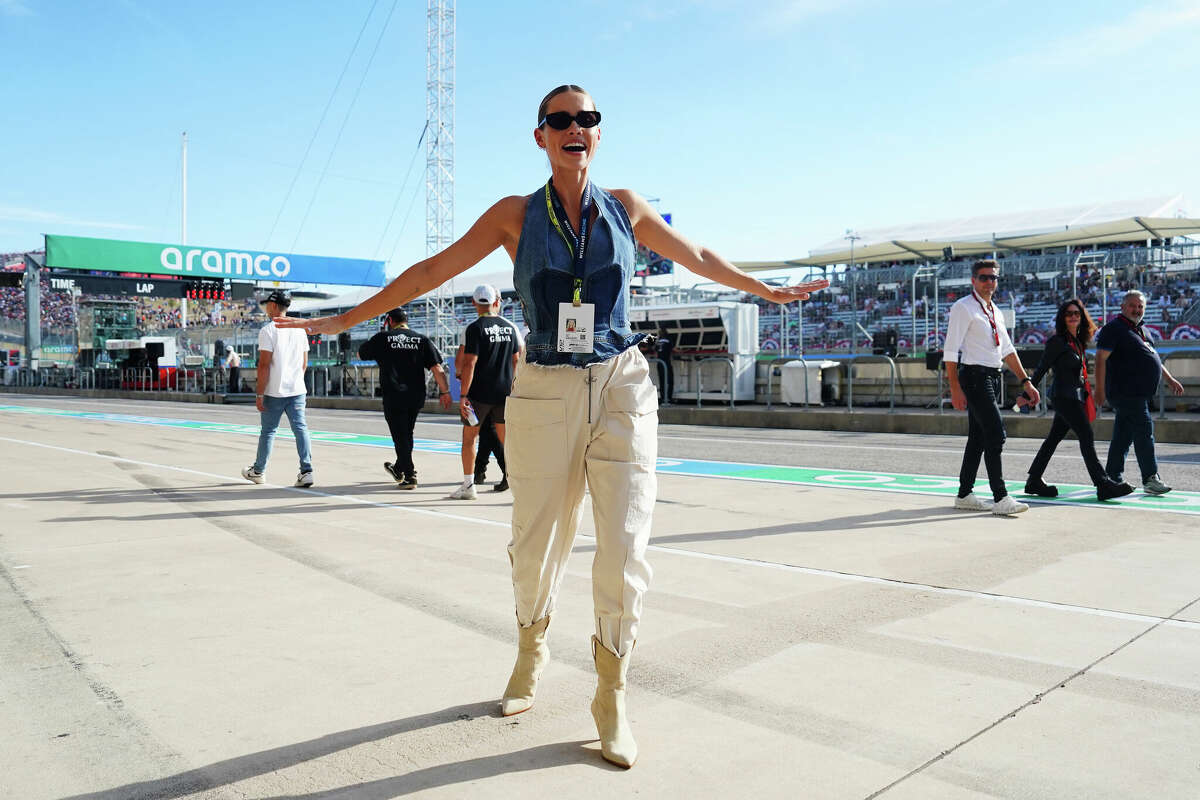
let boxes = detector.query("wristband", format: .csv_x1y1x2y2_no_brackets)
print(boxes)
1020,377,1031,385
439,390,449,395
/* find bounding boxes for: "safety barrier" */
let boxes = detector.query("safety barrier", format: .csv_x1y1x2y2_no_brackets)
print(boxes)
842,355,897,413
1158,349,1200,419
696,356,736,409
642,357,671,405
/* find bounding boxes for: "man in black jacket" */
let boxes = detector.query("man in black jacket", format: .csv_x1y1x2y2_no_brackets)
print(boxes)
358,308,451,489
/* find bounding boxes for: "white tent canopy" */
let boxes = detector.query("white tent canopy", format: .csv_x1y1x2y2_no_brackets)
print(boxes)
736,194,1197,271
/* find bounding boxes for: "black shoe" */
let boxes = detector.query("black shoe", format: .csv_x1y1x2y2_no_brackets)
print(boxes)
474,470,487,485
1023,477,1058,497
493,476,509,492
1096,477,1134,501
384,462,403,483
398,473,418,490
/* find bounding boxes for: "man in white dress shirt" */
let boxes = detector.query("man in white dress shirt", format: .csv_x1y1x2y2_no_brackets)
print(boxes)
943,260,1040,516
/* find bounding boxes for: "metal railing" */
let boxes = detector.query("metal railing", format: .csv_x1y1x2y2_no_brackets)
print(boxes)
1158,349,1200,419
842,354,897,413
304,366,331,397
696,356,736,409
642,357,671,405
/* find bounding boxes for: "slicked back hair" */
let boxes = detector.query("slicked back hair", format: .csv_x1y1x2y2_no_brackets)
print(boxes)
537,85,592,125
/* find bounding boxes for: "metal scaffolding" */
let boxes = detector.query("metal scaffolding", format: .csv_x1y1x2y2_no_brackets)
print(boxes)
424,0,457,355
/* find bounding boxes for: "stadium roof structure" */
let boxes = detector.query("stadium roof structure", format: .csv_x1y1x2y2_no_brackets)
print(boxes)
289,268,518,315
738,194,1200,271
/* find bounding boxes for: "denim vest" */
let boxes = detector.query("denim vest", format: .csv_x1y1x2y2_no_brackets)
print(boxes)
513,182,646,367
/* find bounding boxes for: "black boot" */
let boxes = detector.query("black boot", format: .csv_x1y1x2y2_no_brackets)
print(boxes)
1024,476,1058,497
1096,476,1133,501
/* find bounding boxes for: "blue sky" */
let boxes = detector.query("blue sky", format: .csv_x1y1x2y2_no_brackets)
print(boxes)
2,0,1198,285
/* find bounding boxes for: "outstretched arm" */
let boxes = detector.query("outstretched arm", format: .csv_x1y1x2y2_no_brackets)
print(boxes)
612,189,829,304
275,196,525,334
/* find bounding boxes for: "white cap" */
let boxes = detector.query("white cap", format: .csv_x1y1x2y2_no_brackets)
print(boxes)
473,284,499,304
225,345,233,353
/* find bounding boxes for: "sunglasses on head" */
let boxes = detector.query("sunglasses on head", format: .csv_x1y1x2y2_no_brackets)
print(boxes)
539,110,602,130
974,274,999,282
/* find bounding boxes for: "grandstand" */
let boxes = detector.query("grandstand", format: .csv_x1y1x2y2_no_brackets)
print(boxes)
739,195,1200,353
3,197,1199,393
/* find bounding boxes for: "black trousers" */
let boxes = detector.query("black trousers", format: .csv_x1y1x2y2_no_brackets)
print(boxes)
227,366,240,394
383,400,422,475
1028,395,1107,485
958,365,1008,501
474,416,506,476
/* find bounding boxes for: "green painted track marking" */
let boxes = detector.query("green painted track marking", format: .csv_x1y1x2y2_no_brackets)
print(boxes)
2,404,1197,515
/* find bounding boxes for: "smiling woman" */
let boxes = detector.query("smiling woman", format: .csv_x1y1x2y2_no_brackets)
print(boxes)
273,83,828,769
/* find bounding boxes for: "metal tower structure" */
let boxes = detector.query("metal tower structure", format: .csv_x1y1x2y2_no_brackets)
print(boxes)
424,0,456,356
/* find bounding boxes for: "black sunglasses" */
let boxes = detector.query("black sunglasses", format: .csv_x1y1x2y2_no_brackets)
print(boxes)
974,274,999,282
539,110,601,130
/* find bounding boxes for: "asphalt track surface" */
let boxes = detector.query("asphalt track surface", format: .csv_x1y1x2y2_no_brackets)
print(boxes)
2,394,1199,799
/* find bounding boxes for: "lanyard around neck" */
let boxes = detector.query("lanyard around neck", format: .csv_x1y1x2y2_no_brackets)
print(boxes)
1067,336,1088,380
545,179,593,306
972,291,999,346
1118,314,1148,342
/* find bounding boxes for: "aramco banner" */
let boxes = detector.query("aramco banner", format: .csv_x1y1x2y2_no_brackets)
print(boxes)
45,235,385,287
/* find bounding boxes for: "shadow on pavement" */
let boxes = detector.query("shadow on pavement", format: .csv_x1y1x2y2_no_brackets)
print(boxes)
58,701,602,800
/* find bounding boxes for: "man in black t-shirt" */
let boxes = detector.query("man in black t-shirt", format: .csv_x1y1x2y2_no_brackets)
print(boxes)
449,285,523,500
1094,290,1184,494
358,307,451,489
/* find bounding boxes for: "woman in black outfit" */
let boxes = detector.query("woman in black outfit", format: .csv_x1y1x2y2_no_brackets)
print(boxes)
1024,299,1134,501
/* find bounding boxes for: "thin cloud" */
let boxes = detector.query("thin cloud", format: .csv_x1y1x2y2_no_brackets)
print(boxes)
0,206,145,231
0,0,33,16
1025,1,1200,66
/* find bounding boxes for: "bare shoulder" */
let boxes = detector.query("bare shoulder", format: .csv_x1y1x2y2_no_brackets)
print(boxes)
604,188,645,223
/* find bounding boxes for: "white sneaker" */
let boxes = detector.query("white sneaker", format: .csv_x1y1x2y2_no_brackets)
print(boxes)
447,483,477,500
295,471,314,488
1142,474,1172,495
954,492,993,511
991,495,1029,516
241,466,264,485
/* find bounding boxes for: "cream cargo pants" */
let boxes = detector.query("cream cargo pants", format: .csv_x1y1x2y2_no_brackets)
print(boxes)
505,347,658,657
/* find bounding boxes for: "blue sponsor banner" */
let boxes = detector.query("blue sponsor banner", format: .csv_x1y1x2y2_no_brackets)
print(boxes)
44,235,385,288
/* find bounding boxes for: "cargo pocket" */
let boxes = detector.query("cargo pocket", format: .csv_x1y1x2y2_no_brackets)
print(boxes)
505,396,568,478
600,379,659,466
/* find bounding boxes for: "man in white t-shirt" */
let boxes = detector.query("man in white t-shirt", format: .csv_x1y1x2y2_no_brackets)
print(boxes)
222,345,241,393
241,290,314,487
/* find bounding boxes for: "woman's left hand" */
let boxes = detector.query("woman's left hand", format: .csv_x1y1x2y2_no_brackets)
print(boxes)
762,278,830,305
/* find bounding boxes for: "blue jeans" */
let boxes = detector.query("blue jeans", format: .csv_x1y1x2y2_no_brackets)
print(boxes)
253,394,313,474
1105,395,1157,482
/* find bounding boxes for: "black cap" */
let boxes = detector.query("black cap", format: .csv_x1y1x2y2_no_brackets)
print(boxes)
386,307,408,324
264,289,291,307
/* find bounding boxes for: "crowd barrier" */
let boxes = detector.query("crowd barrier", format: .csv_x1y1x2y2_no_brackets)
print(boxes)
696,356,737,409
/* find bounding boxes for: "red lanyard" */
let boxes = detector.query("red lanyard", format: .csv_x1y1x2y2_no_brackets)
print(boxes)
972,291,1000,346
1117,314,1147,342
1068,337,1087,381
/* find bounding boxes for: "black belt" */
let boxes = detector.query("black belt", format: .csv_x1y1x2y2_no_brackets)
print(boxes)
960,364,1001,375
